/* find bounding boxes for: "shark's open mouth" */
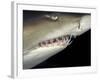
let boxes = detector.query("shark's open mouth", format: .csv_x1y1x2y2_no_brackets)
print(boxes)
23,34,75,56
23,34,76,69
38,35,75,48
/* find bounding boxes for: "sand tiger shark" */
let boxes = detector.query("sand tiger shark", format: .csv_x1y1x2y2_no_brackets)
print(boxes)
23,12,91,69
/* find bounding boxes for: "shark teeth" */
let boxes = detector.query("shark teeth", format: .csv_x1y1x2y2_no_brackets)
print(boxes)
38,35,75,47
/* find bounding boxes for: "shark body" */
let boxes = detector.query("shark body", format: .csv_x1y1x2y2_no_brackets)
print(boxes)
23,13,91,69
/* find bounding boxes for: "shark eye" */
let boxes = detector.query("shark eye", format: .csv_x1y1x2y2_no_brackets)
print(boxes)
51,16,58,21
45,14,59,21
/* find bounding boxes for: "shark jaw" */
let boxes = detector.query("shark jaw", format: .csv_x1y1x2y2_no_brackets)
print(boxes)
23,34,75,69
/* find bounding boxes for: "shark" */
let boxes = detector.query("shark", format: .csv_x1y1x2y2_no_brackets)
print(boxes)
23,12,91,69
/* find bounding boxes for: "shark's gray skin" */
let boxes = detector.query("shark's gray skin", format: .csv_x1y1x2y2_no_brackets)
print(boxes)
23,13,91,69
